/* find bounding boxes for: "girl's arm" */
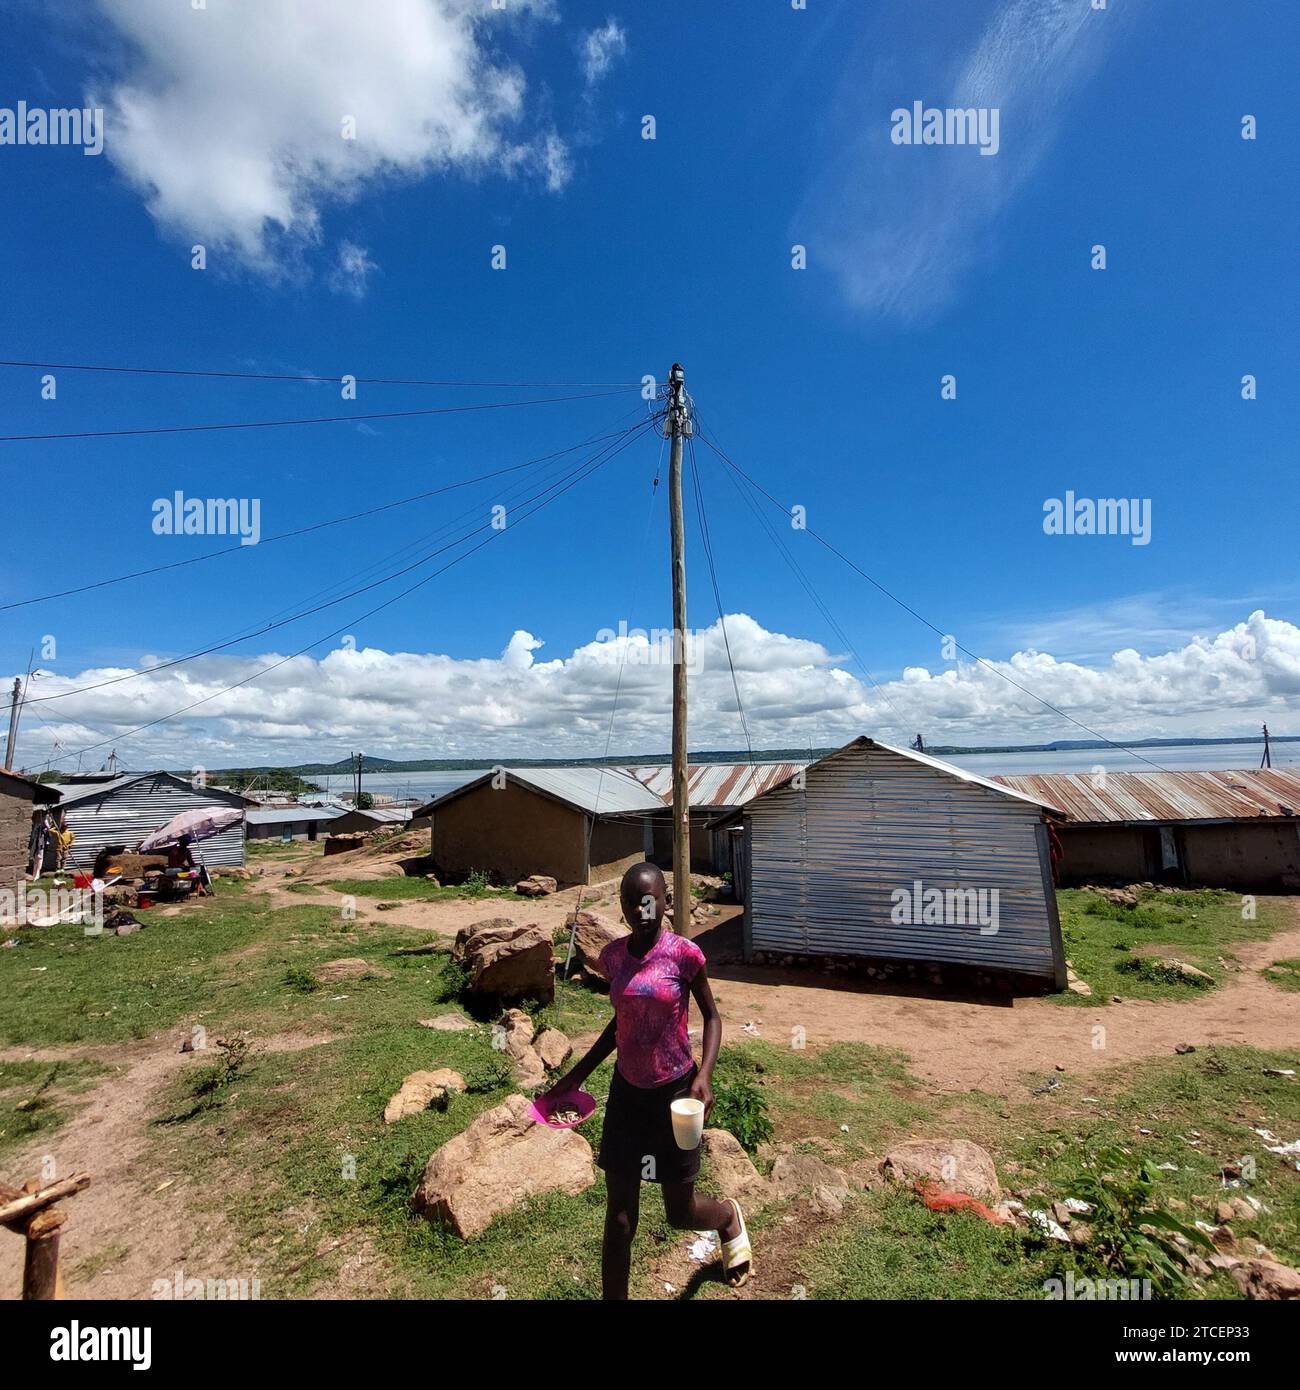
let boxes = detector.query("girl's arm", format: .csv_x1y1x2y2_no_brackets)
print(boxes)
544,1015,617,1096
688,968,722,1117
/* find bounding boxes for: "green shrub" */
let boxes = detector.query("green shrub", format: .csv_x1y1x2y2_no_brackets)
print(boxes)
710,1074,773,1153
1060,1146,1212,1296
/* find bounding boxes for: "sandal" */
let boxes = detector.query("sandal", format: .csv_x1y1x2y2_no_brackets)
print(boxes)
719,1198,752,1288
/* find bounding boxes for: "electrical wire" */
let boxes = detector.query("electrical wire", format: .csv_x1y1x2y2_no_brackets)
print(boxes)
44,420,654,767
695,422,1173,774
27,417,657,706
2,412,653,611
0,358,642,389
0,388,638,444
686,432,754,762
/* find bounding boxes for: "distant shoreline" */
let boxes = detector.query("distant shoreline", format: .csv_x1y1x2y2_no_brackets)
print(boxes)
203,733,1295,778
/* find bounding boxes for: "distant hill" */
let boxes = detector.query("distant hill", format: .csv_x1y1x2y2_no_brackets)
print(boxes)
213,733,1294,777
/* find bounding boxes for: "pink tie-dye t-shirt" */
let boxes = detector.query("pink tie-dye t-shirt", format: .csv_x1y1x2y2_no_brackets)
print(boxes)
600,930,706,1089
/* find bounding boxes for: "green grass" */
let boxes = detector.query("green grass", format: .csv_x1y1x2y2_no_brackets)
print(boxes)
1054,887,1285,1003
326,878,513,902
0,1058,107,1164
799,1043,1300,1301
1263,958,1300,992
5,874,1295,1300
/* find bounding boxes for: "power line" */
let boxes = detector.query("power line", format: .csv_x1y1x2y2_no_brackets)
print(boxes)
43,421,652,766
27,418,656,707
0,387,639,444
699,418,912,735
696,424,1172,774
0,358,641,388
1,416,651,611
686,433,753,761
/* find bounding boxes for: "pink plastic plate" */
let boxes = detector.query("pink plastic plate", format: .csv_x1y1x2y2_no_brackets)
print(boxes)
529,1089,597,1130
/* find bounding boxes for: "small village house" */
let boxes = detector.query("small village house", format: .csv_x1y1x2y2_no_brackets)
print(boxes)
994,767,1300,890
0,770,60,899
627,762,806,872
717,737,1067,988
245,805,343,842
416,767,667,888
45,772,250,869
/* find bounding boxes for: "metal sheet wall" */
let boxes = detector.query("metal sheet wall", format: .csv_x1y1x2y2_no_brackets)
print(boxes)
59,775,246,869
747,742,1059,980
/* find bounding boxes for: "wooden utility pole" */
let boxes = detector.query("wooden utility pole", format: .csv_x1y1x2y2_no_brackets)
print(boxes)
1261,723,1272,770
4,676,21,772
666,364,692,930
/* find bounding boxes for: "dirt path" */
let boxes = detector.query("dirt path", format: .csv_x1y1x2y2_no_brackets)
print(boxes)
0,1030,335,1300
704,907,1300,1095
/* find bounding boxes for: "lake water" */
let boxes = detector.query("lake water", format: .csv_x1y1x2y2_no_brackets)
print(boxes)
320,739,1292,803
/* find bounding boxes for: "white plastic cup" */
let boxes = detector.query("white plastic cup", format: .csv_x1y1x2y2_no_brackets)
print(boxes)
670,1097,705,1151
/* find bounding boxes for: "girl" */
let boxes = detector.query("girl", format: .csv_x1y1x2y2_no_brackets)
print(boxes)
544,860,751,1299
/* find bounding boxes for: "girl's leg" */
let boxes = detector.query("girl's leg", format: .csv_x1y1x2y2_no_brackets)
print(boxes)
602,1171,641,1300
661,1182,740,1239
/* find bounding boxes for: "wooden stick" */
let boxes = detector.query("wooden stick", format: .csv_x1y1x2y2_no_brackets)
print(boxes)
0,1173,91,1229
22,1207,65,1301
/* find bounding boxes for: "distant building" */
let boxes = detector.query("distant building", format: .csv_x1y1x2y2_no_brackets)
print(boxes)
245,805,344,842
327,807,425,835
44,772,249,869
716,737,1067,988
416,767,667,888
0,770,60,897
994,768,1300,890
626,763,807,872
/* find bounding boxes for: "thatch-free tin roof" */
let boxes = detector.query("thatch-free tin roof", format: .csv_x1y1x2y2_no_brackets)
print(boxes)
992,768,1300,825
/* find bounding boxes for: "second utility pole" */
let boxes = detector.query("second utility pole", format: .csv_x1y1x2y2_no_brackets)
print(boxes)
666,364,691,931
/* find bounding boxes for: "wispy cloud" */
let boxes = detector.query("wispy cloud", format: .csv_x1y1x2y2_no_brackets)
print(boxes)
579,19,627,88
799,0,1135,324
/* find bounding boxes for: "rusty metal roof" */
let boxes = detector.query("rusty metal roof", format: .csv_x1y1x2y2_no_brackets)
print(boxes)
626,762,807,808
992,768,1300,825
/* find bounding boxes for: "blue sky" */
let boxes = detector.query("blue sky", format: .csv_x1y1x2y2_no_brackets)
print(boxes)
1,0,1296,769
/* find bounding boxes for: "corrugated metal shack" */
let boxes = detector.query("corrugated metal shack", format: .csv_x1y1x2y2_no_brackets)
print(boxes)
717,737,1067,988
416,767,667,888
46,772,249,868
994,767,1300,889
627,763,806,872
245,805,344,842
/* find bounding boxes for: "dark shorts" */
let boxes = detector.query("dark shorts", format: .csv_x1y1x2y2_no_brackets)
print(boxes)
597,1064,701,1185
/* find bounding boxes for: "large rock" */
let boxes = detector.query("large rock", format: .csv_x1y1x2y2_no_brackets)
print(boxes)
458,918,555,1003
412,1093,595,1238
314,957,393,984
769,1151,850,1201
494,1008,546,1089
880,1139,1000,1202
383,1068,465,1124
1230,1258,1300,1301
419,1013,475,1032
453,917,520,963
534,1026,573,1071
565,909,629,980
701,1129,772,1203
515,875,558,897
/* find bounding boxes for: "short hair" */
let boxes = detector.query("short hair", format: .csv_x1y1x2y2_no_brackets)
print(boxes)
621,861,665,892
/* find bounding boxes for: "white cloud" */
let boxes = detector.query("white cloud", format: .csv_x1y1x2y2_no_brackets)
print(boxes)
328,240,378,298
579,19,627,87
93,0,568,272
800,0,1133,323
15,610,1300,770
